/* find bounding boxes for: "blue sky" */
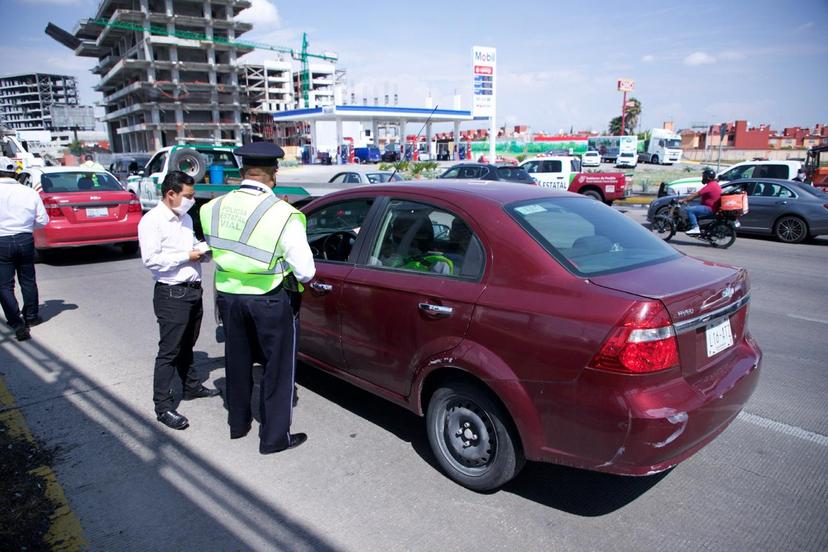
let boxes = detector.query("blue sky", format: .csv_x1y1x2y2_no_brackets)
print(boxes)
3,0,827,133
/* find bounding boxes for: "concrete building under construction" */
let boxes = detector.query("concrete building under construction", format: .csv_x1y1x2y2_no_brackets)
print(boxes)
0,73,80,136
47,0,254,153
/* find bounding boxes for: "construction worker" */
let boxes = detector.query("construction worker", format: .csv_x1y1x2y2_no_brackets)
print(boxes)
200,142,315,454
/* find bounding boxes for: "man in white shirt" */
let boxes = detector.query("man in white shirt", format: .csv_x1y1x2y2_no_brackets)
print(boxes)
0,157,48,341
138,171,219,431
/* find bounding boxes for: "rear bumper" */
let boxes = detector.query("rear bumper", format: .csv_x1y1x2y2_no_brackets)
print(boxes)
34,216,140,249
516,335,761,474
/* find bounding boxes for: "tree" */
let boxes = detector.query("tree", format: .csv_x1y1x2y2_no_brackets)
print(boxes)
66,140,83,157
608,97,642,135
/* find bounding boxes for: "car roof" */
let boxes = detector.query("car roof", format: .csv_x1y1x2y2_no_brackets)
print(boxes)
327,179,574,205
728,159,800,166
31,166,111,174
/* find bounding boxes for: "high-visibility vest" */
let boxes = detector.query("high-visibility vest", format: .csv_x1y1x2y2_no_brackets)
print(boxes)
200,188,305,295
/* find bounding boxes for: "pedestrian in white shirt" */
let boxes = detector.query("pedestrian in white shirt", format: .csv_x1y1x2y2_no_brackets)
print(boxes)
138,171,219,431
0,156,48,341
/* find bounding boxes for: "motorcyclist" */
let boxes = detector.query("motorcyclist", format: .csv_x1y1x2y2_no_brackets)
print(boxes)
681,167,721,235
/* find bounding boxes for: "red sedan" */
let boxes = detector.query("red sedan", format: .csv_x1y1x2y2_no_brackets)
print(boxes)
18,167,141,254
300,181,761,491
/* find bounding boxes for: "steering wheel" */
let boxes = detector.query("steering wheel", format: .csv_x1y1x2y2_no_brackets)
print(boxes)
321,231,357,261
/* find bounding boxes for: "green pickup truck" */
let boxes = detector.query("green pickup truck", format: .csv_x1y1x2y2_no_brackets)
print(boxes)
128,144,310,236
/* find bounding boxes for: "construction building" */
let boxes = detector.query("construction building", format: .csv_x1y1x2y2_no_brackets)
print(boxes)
0,73,82,144
47,0,255,153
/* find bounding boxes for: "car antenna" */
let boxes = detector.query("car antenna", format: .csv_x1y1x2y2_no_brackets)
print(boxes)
388,104,439,182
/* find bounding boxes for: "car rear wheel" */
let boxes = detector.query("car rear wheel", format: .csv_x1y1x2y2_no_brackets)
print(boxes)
426,382,524,491
582,189,602,201
774,216,808,244
651,214,676,241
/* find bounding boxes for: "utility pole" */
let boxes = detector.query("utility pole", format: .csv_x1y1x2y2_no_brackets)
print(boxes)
717,123,726,172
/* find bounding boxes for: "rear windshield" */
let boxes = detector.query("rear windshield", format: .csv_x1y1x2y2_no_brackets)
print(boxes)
40,172,123,193
507,197,680,276
496,167,532,182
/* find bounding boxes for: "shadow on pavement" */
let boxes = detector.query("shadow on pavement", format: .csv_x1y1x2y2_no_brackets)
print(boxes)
296,364,667,514
38,299,79,323
0,331,342,551
36,245,139,266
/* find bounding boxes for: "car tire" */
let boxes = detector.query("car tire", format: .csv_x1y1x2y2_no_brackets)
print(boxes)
170,148,207,182
774,216,808,244
651,155,660,165
426,381,524,492
120,241,139,255
582,189,603,201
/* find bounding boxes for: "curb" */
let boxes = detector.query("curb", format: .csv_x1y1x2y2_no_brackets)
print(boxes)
0,376,86,551
616,196,653,206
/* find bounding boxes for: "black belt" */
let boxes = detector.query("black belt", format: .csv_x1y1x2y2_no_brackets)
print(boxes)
156,281,202,289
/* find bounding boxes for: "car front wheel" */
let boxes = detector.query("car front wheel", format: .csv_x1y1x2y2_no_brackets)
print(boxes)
426,382,524,491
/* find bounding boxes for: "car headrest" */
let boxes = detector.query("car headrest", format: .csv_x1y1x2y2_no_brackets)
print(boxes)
77,176,95,190
571,235,612,256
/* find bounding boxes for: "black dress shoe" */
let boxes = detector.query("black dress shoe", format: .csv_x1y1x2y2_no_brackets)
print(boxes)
230,423,251,439
260,432,307,455
14,325,31,342
183,386,221,400
157,410,189,430
25,316,44,327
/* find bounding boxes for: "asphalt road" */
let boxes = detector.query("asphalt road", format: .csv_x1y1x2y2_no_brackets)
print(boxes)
1,210,826,551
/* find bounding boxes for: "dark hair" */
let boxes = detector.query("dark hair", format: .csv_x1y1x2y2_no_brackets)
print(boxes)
84,154,94,162
161,170,195,197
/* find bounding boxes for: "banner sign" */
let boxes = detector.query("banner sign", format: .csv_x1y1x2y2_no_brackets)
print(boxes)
472,46,496,117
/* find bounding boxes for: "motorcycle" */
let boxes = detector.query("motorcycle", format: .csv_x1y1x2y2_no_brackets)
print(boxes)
650,198,740,248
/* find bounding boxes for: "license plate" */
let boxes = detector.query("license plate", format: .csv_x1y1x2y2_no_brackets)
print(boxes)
606,185,615,193
86,207,109,218
706,317,734,357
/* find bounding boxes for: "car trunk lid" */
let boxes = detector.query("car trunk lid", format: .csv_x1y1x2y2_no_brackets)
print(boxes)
43,191,135,224
589,256,750,377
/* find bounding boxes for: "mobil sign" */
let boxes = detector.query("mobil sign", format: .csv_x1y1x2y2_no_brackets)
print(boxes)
472,46,496,117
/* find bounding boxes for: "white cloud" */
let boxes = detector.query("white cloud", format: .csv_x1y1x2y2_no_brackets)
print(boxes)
235,0,281,26
641,54,656,62
17,0,89,4
684,51,716,66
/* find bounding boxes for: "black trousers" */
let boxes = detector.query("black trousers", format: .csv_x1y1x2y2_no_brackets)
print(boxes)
153,283,203,415
217,287,296,452
0,232,39,330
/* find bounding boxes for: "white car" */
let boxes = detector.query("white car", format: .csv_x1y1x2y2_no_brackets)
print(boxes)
664,160,803,196
581,151,601,168
615,151,638,168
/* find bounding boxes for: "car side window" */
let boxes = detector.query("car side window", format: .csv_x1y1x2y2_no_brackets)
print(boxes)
147,152,167,175
460,167,482,179
330,173,347,184
522,161,538,173
541,160,562,173
764,165,789,179
367,200,484,279
305,198,374,263
441,167,460,178
345,173,362,184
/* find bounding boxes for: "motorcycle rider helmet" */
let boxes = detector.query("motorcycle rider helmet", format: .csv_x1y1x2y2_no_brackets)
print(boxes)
701,167,716,183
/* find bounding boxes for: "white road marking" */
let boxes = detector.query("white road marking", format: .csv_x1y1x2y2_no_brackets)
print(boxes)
786,313,828,325
738,411,828,447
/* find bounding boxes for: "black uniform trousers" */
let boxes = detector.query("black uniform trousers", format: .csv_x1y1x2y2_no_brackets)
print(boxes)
0,232,39,330
217,286,296,453
152,283,204,415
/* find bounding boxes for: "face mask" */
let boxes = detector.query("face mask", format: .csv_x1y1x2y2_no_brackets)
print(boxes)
173,196,195,215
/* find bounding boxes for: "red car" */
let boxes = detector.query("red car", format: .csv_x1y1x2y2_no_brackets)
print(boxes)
299,181,761,491
18,167,142,254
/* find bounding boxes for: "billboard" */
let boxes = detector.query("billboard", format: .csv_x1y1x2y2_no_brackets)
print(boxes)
50,104,95,130
472,46,496,118
617,78,635,92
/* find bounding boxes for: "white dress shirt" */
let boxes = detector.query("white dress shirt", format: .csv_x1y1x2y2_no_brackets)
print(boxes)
0,177,49,236
138,201,202,284
238,179,316,283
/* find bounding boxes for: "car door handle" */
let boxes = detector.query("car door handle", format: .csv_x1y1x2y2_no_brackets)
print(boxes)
418,303,454,317
309,282,333,293
774,200,788,205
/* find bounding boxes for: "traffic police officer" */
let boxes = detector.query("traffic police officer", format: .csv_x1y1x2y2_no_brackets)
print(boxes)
201,142,315,454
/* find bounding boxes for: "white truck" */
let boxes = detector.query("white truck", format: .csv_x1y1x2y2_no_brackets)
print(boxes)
1,128,45,170
587,135,638,165
638,128,683,165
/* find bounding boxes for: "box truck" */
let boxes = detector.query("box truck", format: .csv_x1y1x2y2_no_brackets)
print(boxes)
638,128,683,165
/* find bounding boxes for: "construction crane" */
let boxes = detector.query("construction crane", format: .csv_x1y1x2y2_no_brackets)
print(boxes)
89,19,337,106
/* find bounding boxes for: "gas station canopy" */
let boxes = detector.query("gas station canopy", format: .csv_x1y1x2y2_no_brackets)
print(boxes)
271,105,477,123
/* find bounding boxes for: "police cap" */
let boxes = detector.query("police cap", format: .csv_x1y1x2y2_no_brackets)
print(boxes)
234,142,285,167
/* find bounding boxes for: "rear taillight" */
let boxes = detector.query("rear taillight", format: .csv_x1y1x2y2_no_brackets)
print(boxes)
128,199,142,213
589,300,679,374
43,201,64,218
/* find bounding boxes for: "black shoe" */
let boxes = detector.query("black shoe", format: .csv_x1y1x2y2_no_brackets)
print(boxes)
157,410,189,430
260,432,307,455
293,386,299,407
14,325,31,342
25,316,43,327
183,386,221,400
